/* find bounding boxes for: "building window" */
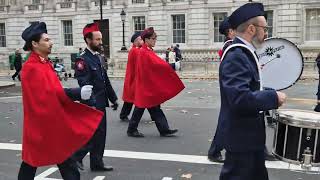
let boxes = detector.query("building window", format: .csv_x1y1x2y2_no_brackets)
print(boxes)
133,16,145,33
32,0,40,4
132,0,144,3
94,0,107,6
171,0,184,2
265,10,273,38
62,20,73,46
0,23,6,47
172,14,185,43
0,0,5,5
306,9,320,41
213,13,227,42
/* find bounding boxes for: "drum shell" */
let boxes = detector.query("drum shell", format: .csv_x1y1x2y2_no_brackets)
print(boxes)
273,110,320,165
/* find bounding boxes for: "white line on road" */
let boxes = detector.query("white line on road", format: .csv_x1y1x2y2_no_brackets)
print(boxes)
34,167,59,180
162,177,173,180
0,96,22,100
93,176,106,180
1,142,320,172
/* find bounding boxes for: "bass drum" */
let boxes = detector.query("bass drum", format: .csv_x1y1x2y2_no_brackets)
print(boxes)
256,38,304,90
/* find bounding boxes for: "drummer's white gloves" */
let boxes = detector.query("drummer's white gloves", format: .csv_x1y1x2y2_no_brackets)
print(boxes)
81,85,93,100
276,91,287,107
175,61,181,71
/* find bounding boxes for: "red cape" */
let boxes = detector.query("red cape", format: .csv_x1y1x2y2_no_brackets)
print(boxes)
134,44,185,108
21,52,103,167
122,45,139,103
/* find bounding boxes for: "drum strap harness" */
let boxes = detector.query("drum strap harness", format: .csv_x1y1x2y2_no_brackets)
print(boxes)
221,43,263,91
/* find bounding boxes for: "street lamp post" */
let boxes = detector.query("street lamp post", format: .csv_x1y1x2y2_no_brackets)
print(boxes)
100,0,103,20
120,9,127,51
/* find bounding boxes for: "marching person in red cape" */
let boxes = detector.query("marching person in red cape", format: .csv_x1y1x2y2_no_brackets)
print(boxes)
119,32,144,122
17,22,103,180
126,27,185,137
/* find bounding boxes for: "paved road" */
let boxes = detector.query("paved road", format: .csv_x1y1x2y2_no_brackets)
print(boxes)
0,77,319,180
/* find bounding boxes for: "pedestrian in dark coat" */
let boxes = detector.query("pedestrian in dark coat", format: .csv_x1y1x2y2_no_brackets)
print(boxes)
218,3,286,180
12,49,22,81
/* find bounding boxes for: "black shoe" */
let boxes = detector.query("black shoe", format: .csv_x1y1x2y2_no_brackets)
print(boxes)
314,104,320,112
160,129,178,137
90,165,113,172
75,161,84,171
208,154,224,163
265,153,278,161
12,76,15,81
127,130,144,137
120,117,129,122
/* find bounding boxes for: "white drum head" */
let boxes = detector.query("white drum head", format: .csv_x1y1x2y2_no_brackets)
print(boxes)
278,109,320,128
256,38,304,90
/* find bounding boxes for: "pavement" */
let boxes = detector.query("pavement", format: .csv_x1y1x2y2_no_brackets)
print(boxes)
0,77,320,180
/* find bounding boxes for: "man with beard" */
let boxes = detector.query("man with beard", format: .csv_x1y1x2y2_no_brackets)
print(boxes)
73,22,118,172
120,32,144,122
127,27,185,137
18,22,103,180
218,3,286,180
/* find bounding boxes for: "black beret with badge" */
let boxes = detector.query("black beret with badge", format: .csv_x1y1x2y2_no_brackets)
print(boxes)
131,31,141,43
228,2,265,29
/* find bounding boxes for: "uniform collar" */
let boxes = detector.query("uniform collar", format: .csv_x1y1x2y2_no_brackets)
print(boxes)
30,51,49,64
236,36,256,52
86,47,100,56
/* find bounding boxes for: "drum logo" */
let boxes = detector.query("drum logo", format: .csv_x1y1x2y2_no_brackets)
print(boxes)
258,45,285,58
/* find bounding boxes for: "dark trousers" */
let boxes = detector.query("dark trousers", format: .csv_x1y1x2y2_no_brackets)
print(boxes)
127,105,170,134
120,102,133,119
12,66,21,80
18,159,79,180
220,150,268,180
208,131,223,157
72,108,107,167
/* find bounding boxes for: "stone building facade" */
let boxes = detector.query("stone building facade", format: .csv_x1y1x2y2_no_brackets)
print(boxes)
0,0,319,75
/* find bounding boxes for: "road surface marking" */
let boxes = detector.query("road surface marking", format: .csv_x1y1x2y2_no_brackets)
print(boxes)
1,142,319,172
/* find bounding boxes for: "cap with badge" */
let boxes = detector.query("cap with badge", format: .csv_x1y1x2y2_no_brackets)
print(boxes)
228,2,265,29
83,22,100,37
131,31,141,43
22,22,47,51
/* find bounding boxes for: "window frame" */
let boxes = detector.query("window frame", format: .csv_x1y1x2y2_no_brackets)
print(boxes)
0,22,6,47
172,14,186,44
62,20,73,46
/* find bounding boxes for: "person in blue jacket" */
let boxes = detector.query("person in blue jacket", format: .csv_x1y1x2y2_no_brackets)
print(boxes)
72,23,118,172
218,3,287,180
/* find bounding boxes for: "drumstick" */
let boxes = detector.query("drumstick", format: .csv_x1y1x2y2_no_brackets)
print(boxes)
261,54,281,66
286,98,320,104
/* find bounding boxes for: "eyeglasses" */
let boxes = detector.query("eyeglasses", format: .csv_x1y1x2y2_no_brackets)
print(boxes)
253,25,270,33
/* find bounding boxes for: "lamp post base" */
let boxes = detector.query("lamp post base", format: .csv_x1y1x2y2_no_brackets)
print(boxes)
121,46,127,51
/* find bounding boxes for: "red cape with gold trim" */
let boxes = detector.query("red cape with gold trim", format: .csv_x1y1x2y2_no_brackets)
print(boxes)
21,52,103,167
122,45,139,103
134,44,185,108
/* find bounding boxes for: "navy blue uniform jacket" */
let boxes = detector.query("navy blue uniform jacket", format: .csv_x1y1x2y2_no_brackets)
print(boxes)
75,48,117,110
218,38,278,152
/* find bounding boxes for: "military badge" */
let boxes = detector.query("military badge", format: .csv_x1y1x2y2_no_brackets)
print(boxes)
75,60,85,71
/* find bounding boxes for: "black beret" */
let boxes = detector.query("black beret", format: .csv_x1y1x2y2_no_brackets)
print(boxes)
22,22,47,42
131,31,141,43
229,3,265,29
219,17,231,35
